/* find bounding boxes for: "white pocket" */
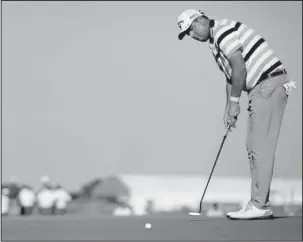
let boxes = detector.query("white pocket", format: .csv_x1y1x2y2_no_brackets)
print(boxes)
283,81,296,95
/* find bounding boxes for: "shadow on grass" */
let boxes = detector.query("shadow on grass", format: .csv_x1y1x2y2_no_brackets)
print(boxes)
189,215,302,222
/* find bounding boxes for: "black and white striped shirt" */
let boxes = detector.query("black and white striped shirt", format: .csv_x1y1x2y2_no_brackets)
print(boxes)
209,19,285,91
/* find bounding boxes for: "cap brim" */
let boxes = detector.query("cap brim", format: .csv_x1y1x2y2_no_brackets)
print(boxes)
178,22,193,40
178,31,186,40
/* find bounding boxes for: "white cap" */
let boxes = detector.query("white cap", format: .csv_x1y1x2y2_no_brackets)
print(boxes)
177,9,204,40
40,175,50,184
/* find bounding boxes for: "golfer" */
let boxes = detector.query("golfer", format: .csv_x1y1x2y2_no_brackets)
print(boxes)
177,9,296,219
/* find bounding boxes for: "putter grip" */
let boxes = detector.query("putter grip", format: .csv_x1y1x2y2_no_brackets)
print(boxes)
225,124,231,135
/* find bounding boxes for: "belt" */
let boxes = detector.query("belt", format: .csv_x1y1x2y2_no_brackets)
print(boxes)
255,69,287,87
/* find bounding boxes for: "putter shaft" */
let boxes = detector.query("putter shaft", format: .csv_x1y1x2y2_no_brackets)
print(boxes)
198,125,230,214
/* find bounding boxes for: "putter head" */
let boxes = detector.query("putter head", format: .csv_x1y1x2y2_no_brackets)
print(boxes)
188,212,202,216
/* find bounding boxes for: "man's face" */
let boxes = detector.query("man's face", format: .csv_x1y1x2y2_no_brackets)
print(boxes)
187,19,209,42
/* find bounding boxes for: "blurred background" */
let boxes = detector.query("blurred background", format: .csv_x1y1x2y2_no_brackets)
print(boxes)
1,1,302,218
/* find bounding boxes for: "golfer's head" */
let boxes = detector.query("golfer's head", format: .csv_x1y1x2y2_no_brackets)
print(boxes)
177,9,210,42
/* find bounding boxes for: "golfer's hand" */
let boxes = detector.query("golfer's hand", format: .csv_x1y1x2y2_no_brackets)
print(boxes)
223,108,229,129
228,101,240,128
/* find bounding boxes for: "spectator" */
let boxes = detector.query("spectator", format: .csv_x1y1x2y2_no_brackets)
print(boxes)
8,176,21,215
17,185,36,216
9,176,20,199
2,188,10,216
145,200,154,214
53,184,72,215
36,176,55,215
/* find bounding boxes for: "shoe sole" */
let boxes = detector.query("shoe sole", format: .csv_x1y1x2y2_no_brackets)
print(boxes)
227,214,274,220
226,213,244,218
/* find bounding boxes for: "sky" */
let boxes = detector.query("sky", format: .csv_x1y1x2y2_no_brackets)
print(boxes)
1,1,302,190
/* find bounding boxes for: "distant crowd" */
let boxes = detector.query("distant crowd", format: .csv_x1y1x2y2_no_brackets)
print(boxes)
2,176,230,218
2,176,72,216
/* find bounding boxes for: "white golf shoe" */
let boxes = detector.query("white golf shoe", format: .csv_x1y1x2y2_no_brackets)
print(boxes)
226,201,252,218
227,203,274,220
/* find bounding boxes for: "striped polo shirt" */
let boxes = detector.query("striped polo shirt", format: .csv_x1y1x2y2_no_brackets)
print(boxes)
208,19,285,91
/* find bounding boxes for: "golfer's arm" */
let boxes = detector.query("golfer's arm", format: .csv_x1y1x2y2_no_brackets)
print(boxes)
225,82,232,109
229,50,247,99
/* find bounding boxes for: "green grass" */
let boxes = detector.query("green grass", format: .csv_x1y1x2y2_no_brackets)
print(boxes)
2,214,302,240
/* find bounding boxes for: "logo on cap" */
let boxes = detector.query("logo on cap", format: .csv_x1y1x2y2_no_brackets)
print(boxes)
178,20,184,29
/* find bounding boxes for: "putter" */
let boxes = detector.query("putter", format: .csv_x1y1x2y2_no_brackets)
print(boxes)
189,124,231,216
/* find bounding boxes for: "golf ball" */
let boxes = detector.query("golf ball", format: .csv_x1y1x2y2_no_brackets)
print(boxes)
145,223,152,229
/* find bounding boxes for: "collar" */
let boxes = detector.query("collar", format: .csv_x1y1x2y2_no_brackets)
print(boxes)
209,19,215,28
209,19,215,49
